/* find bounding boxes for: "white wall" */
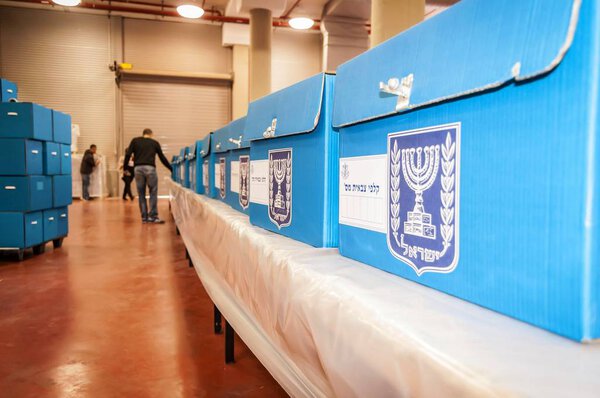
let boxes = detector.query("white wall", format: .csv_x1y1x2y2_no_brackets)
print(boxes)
272,29,323,92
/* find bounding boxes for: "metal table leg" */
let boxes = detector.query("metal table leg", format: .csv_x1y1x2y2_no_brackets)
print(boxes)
214,305,222,334
225,322,235,364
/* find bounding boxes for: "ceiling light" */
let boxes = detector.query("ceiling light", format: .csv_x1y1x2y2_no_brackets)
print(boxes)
289,17,314,30
51,0,81,6
177,4,204,19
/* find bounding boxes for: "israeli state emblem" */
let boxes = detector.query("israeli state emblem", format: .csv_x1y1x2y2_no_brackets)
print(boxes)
219,157,226,199
268,148,292,229
387,123,460,275
239,155,250,209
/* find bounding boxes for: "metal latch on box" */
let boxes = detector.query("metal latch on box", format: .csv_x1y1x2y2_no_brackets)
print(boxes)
262,118,277,139
379,74,414,111
228,135,243,148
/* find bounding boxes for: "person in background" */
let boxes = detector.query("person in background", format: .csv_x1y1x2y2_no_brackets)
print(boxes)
119,149,135,201
80,144,98,201
124,128,172,224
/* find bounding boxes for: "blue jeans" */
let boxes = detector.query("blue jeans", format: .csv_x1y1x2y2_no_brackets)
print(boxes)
81,173,91,200
134,165,158,220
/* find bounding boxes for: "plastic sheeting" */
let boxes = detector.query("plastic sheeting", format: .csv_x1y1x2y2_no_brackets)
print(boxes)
169,180,600,398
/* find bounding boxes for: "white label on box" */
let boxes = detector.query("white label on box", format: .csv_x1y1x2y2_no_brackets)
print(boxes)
202,161,208,188
214,162,220,189
250,159,268,205
230,160,240,193
339,155,387,233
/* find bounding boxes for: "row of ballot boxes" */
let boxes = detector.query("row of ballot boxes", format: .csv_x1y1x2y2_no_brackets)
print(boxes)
0,78,72,257
172,0,600,343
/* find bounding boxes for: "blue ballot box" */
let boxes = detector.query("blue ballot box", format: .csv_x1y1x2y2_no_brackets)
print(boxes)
171,155,178,182
333,0,600,342
199,133,215,198
187,144,197,192
52,110,71,145
43,141,61,175
56,207,69,238
60,144,71,175
0,176,52,212
245,73,338,247
43,208,59,242
0,79,18,103
213,117,250,214
0,103,52,141
193,140,204,194
182,146,191,189
211,125,230,204
0,212,43,249
178,148,185,186
53,175,72,207
0,139,43,175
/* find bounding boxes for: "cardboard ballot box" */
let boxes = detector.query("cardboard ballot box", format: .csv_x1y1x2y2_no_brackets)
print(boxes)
187,143,197,193
0,103,52,141
0,212,43,249
192,140,204,194
0,176,52,212
246,73,338,247
222,117,250,214
0,79,17,102
333,0,600,341
199,133,216,198
0,139,43,175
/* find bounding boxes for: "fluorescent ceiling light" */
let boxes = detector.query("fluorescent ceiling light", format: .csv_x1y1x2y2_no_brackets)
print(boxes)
52,0,81,6
177,4,204,19
289,17,314,30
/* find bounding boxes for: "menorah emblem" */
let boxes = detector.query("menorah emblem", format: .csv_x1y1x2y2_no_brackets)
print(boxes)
387,123,460,276
268,149,292,229
402,145,440,239
239,155,249,209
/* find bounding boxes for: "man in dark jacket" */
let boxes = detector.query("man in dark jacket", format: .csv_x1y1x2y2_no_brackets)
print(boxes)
124,128,172,224
80,144,97,201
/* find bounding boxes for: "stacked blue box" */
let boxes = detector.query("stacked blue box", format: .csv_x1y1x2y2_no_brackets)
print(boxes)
245,73,338,248
0,79,72,260
212,117,250,214
182,146,191,189
333,0,600,341
0,79,18,102
199,133,215,198
177,148,185,185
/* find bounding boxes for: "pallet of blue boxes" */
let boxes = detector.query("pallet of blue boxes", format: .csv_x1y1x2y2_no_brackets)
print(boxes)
0,78,72,261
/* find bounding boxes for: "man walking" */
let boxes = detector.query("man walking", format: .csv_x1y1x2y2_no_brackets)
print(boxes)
124,128,172,224
80,144,98,201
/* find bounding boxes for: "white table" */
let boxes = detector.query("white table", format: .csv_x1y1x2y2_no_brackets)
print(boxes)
169,180,600,398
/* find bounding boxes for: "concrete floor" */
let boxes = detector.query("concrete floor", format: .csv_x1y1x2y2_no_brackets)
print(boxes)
0,199,288,398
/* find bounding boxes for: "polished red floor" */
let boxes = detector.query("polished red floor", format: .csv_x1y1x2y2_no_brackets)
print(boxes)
0,199,288,398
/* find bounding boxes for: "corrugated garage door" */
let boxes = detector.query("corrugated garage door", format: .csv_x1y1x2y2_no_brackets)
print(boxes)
121,77,231,196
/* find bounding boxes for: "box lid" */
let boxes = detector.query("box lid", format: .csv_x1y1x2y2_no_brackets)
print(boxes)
199,133,212,158
212,116,248,152
244,74,325,141
332,0,581,127
188,143,196,160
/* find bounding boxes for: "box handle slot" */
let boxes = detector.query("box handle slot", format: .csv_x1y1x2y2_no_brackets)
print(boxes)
64,153,70,157
51,151,58,156
7,112,18,117
7,89,14,93
4,186,16,190
31,150,39,154
31,221,38,225
60,214,67,218
48,217,55,221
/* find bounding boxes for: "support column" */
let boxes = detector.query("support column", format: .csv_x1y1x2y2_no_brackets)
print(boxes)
232,44,249,119
370,0,425,48
321,17,369,72
249,8,272,101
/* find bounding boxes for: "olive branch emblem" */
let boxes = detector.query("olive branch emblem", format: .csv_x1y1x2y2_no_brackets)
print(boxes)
439,132,455,256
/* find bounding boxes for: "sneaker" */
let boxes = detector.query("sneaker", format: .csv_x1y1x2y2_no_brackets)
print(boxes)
142,218,149,224
148,218,165,224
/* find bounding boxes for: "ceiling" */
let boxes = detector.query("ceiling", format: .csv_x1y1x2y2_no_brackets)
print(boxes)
121,0,459,20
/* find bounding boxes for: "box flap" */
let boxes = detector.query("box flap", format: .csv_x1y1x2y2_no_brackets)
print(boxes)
244,74,325,141
199,133,212,158
188,143,196,160
333,0,581,127
213,116,248,152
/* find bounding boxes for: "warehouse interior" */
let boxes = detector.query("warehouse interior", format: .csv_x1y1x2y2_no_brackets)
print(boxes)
2,0,600,397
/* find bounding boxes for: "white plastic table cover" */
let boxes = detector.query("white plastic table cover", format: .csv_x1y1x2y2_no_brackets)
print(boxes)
168,180,600,398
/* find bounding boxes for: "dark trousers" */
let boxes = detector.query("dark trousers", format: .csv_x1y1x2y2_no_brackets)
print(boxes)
134,165,158,220
122,175,134,199
81,173,91,200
